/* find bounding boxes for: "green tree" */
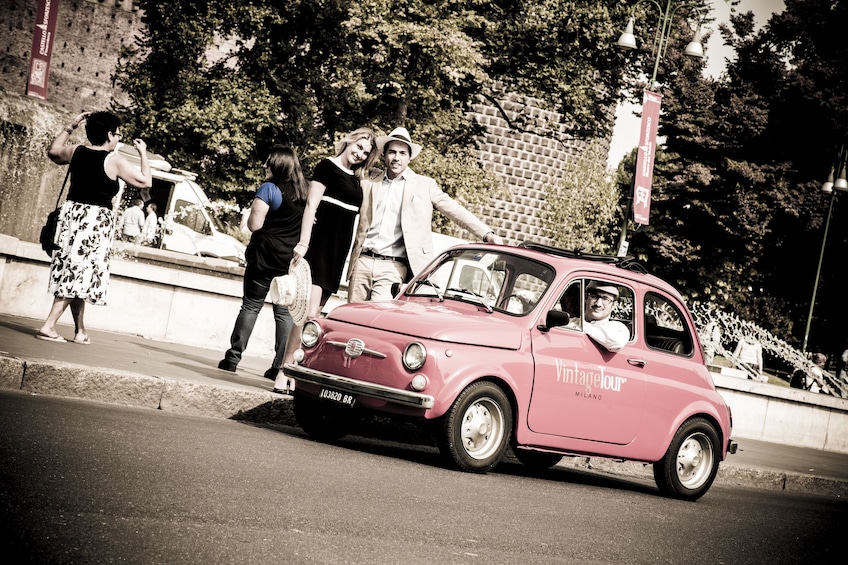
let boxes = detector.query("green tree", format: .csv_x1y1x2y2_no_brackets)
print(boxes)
626,0,848,351
114,1,638,209
543,141,618,252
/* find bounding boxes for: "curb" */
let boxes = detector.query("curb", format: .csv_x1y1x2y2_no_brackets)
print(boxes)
555,454,848,498
2,353,846,498
0,354,297,425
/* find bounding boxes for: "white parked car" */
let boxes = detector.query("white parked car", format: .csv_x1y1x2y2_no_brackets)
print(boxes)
117,144,246,265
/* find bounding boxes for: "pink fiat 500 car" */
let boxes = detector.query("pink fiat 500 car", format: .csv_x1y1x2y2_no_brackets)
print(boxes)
284,243,737,501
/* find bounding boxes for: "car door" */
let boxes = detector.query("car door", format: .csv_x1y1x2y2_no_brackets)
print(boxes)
527,278,647,445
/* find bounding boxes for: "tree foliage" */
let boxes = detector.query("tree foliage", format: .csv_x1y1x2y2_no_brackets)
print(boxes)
113,1,636,208
544,142,618,252
625,0,848,353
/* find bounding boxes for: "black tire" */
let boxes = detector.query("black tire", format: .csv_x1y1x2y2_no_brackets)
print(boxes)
513,448,563,469
293,390,357,441
653,417,721,501
435,381,512,473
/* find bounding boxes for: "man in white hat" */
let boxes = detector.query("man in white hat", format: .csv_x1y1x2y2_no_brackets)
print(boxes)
347,127,504,302
581,280,630,352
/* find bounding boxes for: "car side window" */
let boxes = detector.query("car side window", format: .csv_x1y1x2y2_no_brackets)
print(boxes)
608,283,635,340
173,199,208,233
550,280,635,341
644,292,694,356
552,281,583,330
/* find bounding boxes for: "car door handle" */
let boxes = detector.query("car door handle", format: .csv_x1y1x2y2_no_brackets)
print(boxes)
627,358,648,367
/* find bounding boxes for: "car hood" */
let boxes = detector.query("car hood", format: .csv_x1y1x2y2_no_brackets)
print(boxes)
328,300,523,350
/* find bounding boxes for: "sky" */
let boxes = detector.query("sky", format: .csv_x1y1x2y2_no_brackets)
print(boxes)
606,0,787,170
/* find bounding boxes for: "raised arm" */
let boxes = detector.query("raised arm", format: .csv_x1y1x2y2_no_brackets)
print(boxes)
48,112,89,165
113,139,152,189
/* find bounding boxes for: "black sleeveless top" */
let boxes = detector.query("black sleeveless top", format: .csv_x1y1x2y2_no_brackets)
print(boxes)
245,182,306,276
67,146,120,208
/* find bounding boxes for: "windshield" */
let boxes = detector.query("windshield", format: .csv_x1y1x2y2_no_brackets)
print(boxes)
405,248,555,315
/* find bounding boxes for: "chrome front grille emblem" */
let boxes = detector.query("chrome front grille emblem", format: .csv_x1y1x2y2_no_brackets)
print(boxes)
345,338,365,358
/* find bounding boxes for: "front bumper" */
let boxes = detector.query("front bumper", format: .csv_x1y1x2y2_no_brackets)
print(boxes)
283,363,435,410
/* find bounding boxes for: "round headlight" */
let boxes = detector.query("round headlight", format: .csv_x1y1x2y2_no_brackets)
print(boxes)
301,320,322,348
403,342,427,371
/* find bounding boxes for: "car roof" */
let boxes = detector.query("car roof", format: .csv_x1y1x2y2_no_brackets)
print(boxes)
451,241,687,303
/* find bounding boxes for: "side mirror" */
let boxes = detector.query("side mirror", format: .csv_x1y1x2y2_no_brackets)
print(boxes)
537,310,570,333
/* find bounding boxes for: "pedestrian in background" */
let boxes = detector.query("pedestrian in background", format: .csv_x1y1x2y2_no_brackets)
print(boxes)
702,319,722,365
218,145,308,380
836,341,848,385
37,111,152,344
347,127,503,303
732,335,764,381
142,201,159,246
120,198,145,243
808,352,827,393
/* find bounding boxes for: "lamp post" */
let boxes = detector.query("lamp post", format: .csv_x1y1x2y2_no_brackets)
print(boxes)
802,145,848,353
615,0,705,255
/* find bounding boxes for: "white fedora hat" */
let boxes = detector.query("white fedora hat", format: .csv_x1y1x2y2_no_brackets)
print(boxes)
586,280,619,298
375,127,422,160
269,259,312,326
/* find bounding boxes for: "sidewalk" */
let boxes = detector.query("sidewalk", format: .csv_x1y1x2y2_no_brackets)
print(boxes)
2,313,847,497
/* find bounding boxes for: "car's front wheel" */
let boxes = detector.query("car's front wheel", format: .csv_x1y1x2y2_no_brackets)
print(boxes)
293,390,357,441
435,381,512,473
653,417,721,501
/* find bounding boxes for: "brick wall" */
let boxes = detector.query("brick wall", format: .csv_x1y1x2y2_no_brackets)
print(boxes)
469,89,606,247
0,0,139,113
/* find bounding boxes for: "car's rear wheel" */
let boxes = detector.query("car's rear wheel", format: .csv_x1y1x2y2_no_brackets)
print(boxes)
513,448,563,469
653,417,720,501
436,381,512,473
293,390,357,441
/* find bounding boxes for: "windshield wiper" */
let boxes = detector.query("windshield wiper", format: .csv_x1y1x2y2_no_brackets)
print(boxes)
444,287,493,312
412,279,444,300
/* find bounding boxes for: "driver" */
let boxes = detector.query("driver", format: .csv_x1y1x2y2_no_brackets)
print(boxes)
582,281,630,352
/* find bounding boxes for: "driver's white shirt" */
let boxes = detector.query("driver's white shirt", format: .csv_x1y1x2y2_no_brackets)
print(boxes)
583,317,629,352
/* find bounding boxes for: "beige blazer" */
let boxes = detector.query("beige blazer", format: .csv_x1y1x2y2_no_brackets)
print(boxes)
348,167,493,279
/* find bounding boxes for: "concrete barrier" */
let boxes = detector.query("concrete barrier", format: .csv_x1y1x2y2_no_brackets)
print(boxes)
3,234,847,453
0,234,274,358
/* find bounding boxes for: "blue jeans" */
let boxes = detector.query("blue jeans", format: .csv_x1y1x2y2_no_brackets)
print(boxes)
223,269,293,369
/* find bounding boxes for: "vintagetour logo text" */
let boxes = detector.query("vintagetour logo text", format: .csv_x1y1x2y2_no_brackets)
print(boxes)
555,359,627,400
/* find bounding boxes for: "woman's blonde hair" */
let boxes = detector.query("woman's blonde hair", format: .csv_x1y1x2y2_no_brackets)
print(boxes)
334,127,379,179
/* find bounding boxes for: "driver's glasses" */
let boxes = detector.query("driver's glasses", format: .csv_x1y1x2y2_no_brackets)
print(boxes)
587,292,613,305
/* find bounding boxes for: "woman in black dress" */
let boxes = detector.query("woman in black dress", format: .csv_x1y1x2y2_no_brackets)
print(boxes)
291,127,378,318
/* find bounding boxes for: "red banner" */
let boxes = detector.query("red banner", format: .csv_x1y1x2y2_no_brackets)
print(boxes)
633,90,662,225
27,0,62,100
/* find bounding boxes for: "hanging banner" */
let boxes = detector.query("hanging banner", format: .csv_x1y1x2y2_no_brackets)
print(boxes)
26,0,62,100
633,90,662,225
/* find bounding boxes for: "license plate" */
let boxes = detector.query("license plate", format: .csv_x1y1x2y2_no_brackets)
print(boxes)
318,387,356,407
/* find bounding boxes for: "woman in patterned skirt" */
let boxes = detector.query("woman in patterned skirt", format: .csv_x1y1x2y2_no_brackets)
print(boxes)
37,111,152,344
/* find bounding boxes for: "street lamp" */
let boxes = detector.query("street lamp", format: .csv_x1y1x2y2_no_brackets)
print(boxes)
802,144,848,353
615,0,706,255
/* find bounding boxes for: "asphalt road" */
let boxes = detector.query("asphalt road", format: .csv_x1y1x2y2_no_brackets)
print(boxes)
2,391,845,565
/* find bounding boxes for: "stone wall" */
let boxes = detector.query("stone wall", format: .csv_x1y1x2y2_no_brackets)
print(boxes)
0,1,141,243
0,0,140,113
